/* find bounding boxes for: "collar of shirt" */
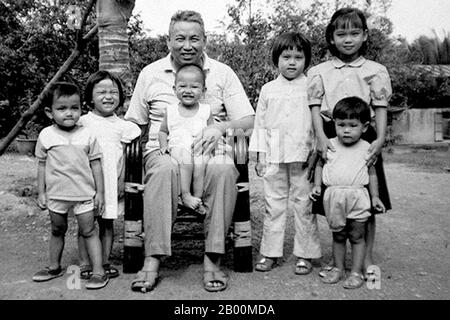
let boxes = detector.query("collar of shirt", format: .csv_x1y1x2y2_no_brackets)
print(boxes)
163,52,212,73
330,56,366,69
87,111,118,121
276,73,306,84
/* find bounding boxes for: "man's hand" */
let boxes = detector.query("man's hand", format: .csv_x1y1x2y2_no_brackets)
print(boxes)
192,125,223,156
366,139,383,167
371,196,385,213
37,193,47,210
94,192,104,215
309,185,322,202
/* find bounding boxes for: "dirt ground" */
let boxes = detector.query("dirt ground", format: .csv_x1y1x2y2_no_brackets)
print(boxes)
0,148,449,301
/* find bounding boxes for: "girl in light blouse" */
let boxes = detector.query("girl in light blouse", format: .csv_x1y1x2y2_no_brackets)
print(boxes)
250,32,321,275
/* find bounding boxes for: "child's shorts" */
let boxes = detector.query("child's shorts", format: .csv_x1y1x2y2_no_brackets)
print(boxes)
323,186,371,232
47,199,94,215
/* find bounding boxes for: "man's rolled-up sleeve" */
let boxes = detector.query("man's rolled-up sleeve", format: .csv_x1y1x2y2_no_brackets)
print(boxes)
125,69,151,125
222,66,255,121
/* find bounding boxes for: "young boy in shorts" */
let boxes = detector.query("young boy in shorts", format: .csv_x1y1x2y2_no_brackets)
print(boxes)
32,82,108,290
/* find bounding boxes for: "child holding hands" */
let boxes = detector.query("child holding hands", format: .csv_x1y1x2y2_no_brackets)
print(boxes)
307,7,392,279
310,97,385,289
32,82,108,290
78,70,141,279
249,32,321,274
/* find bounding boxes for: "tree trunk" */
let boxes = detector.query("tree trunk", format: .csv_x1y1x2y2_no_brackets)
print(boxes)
96,0,135,113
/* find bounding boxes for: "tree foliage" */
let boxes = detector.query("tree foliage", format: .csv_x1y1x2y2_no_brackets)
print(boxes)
411,33,450,65
0,0,98,137
2,0,449,142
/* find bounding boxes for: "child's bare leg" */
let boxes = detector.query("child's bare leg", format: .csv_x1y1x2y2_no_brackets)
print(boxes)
364,215,376,269
332,231,346,272
172,147,201,210
78,232,90,265
99,218,114,265
341,220,366,288
348,221,366,274
49,211,68,269
321,230,345,284
76,211,104,276
192,155,209,214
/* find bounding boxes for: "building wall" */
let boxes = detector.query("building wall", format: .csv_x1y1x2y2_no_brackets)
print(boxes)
391,108,450,144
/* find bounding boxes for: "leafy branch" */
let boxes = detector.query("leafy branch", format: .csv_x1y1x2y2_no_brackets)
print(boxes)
0,0,97,155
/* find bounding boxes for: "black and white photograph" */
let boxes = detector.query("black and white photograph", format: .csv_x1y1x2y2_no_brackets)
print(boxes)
0,0,448,309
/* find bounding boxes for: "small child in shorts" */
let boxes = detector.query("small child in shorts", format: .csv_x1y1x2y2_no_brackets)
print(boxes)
310,97,385,289
32,82,108,290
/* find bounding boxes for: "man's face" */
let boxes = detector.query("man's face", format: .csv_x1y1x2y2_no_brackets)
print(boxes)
167,21,205,69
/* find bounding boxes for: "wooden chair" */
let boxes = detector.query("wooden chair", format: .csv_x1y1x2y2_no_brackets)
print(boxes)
122,129,253,273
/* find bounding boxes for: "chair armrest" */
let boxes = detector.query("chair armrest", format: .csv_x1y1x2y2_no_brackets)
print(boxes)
231,128,251,166
124,137,143,185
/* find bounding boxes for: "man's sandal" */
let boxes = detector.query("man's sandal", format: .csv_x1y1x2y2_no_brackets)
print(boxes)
203,270,228,292
320,267,343,284
343,272,365,289
131,270,159,293
255,257,276,272
295,258,313,275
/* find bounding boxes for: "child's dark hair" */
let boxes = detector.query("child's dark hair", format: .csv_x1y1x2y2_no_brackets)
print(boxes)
271,31,311,70
84,70,125,109
325,7,369,57
333,96,371,123
175,63,206,87
42,82,80,109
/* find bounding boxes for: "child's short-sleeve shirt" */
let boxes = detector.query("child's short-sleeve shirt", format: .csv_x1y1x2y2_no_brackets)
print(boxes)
322,137,370,187
307,56,392,120
35,125,102,201
249,74,313,163
165,103,211,152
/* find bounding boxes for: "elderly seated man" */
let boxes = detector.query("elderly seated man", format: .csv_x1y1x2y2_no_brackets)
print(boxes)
124,10,254,292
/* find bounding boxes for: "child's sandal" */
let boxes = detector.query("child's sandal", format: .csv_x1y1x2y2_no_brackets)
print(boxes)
32,266,64,282
255,257,276,272
295,258,313,275
103,263,120,279
343,272,364,289
80,265,93,280
320,267,343,284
